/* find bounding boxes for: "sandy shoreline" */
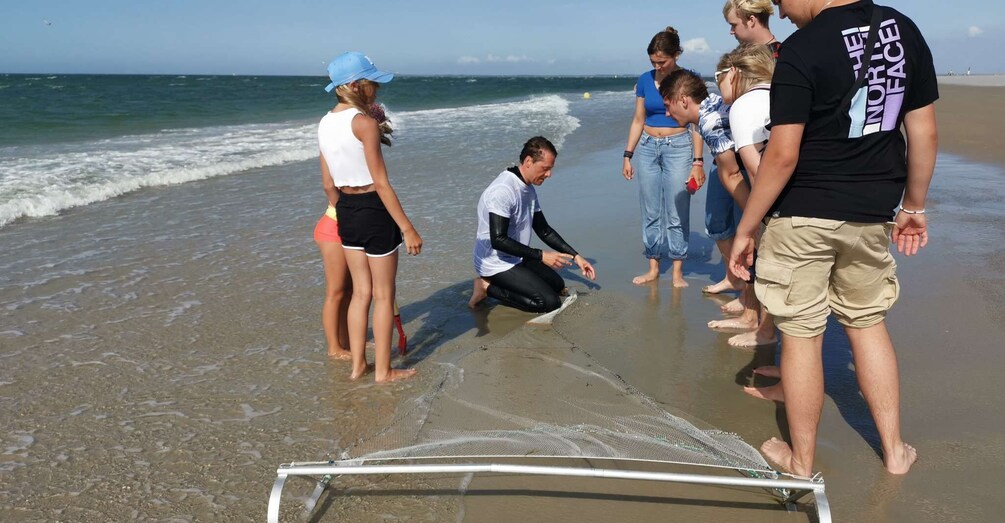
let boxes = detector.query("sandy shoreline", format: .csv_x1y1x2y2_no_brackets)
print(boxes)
935,81,1005,168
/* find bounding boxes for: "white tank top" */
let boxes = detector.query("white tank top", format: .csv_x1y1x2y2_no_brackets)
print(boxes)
318,108,374,187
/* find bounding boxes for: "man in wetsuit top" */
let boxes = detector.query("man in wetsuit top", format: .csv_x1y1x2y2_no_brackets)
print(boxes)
468,136,596,313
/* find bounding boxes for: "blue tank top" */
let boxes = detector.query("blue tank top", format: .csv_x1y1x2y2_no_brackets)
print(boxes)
635,70,683,128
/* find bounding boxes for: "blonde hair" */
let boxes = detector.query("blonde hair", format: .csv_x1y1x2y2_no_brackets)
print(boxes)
722,0,774,27
721,44,776,97
333,79,393,146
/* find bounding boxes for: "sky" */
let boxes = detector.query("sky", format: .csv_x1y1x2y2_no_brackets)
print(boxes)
1,0,1002,76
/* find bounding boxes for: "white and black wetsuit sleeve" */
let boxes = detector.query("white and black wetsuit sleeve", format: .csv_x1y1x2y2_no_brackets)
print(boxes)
489,213,543,261
532,211,578,257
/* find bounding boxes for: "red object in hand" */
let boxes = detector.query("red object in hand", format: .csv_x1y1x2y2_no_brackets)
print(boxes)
686,177,699,195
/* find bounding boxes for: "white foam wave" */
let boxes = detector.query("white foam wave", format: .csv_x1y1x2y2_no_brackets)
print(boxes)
392,94,580,148
0,122,316,227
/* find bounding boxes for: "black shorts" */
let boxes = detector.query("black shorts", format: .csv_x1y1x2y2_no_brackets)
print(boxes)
335,191,402,257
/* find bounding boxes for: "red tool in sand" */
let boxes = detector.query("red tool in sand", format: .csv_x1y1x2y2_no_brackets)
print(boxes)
393,301,407,356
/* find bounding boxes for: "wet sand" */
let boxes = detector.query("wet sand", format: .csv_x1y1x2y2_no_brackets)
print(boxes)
936,79,1005,167
3,85,1005,522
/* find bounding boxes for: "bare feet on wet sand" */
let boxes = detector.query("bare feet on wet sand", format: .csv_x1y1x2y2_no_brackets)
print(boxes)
328,348,352,361
720,298,743,315
753,365,780,378
702,278,743,294
350,363,375,380
743,383,784,402
375,368,418,383
468,277,489,309
884,442,918,474
760,437,811,477
728,330,778,348
632,270,660,285
708,317,757,332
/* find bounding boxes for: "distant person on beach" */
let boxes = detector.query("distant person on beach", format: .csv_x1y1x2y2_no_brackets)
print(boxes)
723,0,782,56
468,137,596,312
729,0,938,477
622,26,705,288
320,51,421,383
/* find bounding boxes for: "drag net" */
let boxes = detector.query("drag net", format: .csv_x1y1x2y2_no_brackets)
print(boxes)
334,327,776,479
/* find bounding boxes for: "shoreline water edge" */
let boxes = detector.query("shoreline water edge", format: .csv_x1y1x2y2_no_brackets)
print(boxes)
2,74,1004,521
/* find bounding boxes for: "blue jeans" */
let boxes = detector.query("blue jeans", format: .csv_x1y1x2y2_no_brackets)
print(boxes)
635,131,693,260
704,165,744,241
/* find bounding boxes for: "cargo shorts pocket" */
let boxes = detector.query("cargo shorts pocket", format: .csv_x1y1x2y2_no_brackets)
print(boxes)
754,258,796,318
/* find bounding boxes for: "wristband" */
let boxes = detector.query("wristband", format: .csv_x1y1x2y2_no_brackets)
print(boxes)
692,157,704,163
898,207,926,215
623,150,634,159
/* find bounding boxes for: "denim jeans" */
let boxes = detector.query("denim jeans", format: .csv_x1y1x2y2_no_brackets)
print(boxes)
704,165,744,241
635,131,693,260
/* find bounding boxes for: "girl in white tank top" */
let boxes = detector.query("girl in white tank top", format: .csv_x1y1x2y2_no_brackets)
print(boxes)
318,51,421,383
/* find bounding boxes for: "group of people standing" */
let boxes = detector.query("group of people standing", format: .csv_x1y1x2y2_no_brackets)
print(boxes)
311,0,938,480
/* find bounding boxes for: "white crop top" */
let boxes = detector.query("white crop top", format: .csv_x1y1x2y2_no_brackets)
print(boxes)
318,108,374,187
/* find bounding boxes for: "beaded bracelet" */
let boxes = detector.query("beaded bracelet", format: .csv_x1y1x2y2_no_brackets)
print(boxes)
898,207,926,215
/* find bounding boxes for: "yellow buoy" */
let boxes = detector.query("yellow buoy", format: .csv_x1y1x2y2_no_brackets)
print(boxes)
583,92,591,100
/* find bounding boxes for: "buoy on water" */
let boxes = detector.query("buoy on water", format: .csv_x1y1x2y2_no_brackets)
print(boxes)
583,92,591,100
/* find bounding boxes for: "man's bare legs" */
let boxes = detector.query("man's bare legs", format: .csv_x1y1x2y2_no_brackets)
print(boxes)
468,277,490,309
760,334,823,478
845,321,917,474
317,241,352,360
633,258,660,285
671,259,688,288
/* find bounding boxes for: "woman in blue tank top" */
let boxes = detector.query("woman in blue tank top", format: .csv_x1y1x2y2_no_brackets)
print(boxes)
622,26,705,288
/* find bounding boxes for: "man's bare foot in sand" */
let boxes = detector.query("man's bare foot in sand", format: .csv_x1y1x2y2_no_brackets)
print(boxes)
884,442,918,475
375,368,418,383
702,278,743,294
753,365,780,378
468,277,489,309
708,317,758,331
744,383,784,402
328,348,352,361
720,298,743,315
760,437,812,477
349,363,375,380
728,330,778,348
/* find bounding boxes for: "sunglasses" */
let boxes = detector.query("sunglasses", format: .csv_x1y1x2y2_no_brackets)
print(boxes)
714,68,731,83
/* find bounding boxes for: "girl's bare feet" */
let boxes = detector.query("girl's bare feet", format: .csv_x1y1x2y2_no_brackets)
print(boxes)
632,270,659,285
728,330,778,348
328,348,352,361
708,317,758,332
349,363,375,380
743,383,784,402
702,278,743,294
375,368,417,383
720,298,743,315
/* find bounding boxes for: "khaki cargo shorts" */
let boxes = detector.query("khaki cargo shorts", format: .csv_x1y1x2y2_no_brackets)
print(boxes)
754,217,900,338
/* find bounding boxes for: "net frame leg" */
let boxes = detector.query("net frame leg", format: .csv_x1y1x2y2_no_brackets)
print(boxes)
267,473,288,523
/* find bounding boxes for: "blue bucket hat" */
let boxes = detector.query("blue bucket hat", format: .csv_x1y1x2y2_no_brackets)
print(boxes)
324,52,394,93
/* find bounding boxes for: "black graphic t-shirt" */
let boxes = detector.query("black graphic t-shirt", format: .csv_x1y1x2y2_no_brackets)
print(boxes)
768,0,938,222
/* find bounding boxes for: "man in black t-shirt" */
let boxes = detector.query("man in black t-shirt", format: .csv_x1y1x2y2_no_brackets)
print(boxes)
729,0,937,478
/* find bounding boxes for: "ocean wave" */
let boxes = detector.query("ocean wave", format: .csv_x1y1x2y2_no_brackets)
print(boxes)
0,122,316,228
392,94,580,148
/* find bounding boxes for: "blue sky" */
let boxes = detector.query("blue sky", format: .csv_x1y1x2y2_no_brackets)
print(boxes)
1,0,1002,76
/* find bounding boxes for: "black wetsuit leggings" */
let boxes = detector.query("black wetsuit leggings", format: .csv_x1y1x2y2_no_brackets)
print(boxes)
486,259,566,313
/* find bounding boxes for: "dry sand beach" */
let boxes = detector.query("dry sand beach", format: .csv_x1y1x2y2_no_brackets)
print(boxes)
2,77,1005,522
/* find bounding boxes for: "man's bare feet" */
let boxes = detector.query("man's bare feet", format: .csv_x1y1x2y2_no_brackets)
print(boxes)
702,278,743,294
328,348,352,361
743,383,784,402
708,317,758,331
468,277,489,309
349,363,375,380
753,365,780,378
883,442,918,475
728,331,778,348
632,270,660,285
760,437,802,476
720,298,743,315
375,368,418,383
